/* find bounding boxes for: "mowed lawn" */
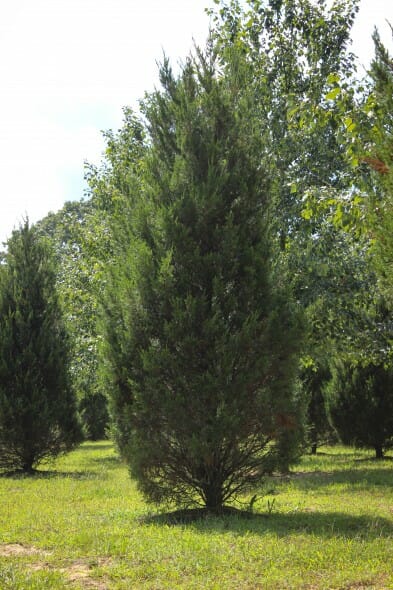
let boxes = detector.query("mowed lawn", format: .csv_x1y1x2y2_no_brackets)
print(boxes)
1,442,393,589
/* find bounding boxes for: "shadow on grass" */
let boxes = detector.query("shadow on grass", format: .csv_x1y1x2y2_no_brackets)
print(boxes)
285,467,393,490
142,507,393,539
0,469,103,480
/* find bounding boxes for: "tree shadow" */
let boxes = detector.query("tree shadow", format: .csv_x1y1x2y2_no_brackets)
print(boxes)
142,506,243,525
285,467,393,490
0,469,103,480
142,507,393,539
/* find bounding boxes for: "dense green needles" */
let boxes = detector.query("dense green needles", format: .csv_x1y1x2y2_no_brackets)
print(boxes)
0,222,82,473
101,48,303,510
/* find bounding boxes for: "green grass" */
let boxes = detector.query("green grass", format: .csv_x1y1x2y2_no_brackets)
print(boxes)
1,442,393,589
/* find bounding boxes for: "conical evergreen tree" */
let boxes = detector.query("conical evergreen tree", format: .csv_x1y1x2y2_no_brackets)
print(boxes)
0,221,82,472
326,359,393,459
103,47,303,511
301,361,333,455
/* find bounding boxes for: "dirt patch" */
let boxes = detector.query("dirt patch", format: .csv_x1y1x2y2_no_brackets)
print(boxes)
59,559,111,589
0,543,51,557
60,563,106,589
339,580,388,590
306,581,387,590
30,557,111,589
0,546,110,589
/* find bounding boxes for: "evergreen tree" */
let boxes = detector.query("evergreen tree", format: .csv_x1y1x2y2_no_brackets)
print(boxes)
326,359,393,459
0,222,82,472
300,360,332,455
79,392,109,441
103,48,303,511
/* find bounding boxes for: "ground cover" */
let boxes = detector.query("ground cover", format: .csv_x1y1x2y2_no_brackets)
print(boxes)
0,441,392,589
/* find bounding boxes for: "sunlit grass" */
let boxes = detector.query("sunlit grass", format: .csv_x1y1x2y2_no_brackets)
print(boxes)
1,442,392,589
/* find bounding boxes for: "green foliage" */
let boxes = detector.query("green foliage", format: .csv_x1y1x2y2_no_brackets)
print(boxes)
79,392,109,440
364,29,393,306
36,199,111,440
85,107,147,215
211,0,374,387
0,222,82,472
326,358,393,459
210,0,359,241
300,358,333,454
201,2,365,472
102,47,304,511
293,224,384,455
298,24,393,313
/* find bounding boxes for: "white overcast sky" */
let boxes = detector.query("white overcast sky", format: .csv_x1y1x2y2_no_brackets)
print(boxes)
0,0,392,245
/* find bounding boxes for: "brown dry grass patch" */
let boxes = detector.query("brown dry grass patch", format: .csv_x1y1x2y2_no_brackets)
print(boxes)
0,542,51,557
0,544,110,589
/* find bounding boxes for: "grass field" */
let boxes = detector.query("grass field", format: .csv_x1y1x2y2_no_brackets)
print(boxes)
1,442,393,589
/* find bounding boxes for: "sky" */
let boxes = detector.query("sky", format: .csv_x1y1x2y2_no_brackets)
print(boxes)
0,0,392,245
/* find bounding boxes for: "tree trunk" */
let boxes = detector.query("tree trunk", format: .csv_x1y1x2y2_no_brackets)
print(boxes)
203,481,224,513
375,444,384,459
22,455,35,473
311,442,318,455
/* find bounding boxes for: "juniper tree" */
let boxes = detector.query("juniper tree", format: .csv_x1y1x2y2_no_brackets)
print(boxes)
0,222,82,472
103,48,303,511
300,360,332,455
326,359,393,459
